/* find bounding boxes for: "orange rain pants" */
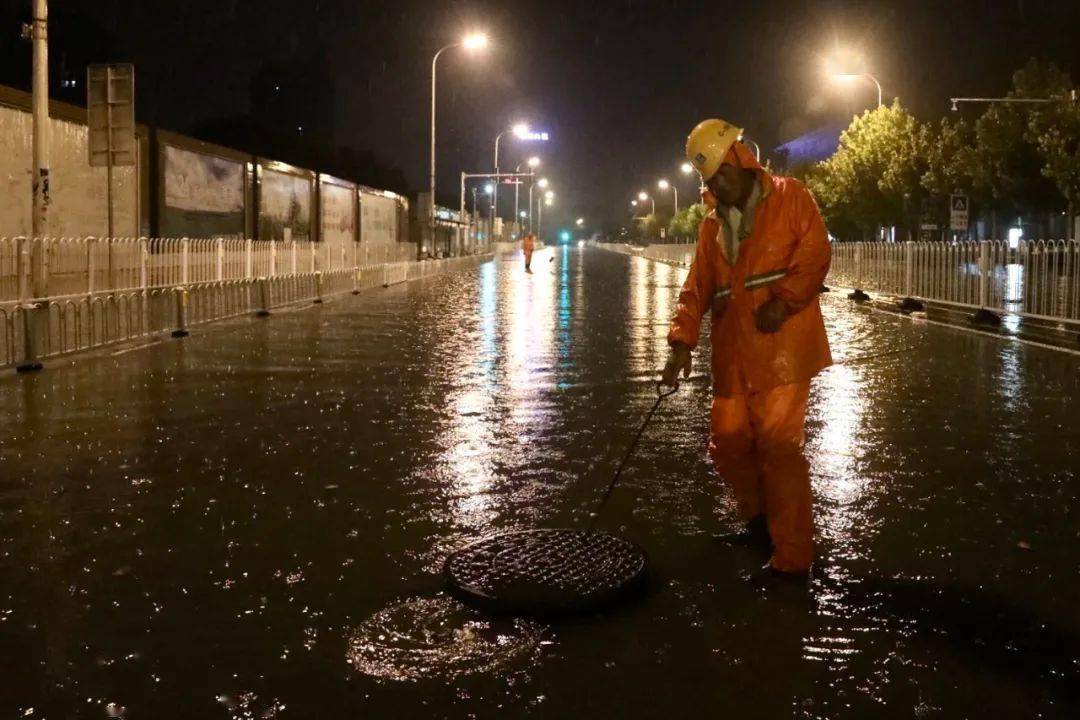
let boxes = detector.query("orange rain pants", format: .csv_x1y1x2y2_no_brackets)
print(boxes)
710,382,813,572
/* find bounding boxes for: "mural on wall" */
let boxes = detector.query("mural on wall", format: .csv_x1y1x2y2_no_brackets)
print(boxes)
162,145,244,238
0,107,138,237
360,192,398,246
319,181,355,246
258,168,311,242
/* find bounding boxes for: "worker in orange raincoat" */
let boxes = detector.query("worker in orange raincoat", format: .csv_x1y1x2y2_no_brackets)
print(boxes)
522,233,535,272
661,118,832,580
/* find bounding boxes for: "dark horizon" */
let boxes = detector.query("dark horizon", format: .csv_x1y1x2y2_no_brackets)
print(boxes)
2,0,1079,231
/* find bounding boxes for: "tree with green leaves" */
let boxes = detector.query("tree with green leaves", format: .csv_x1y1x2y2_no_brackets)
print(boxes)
806,101,930,241
967,59,1069,236
667,203,708,242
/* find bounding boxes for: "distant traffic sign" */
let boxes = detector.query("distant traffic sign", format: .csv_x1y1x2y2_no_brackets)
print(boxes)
950,194,969,231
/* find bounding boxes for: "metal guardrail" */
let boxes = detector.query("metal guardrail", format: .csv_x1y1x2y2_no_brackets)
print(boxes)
601,239,1080,324
830,240,1080,322
597,242,693,267
0,236,418,302
0,250,491,370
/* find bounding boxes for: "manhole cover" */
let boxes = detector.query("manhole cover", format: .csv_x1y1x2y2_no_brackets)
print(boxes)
445,529,648,615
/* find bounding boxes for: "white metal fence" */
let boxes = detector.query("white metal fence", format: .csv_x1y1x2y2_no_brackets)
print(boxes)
829,240,1080,322
596,242,694,267
0,236,489,369
0,236,417,301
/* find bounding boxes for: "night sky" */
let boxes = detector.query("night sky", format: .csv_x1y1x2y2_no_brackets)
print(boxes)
2,0,1079,231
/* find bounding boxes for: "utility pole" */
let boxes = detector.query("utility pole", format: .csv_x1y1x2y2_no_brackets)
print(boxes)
31,0,49,294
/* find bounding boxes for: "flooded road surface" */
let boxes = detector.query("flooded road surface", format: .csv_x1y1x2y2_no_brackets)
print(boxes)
1,246,1078,718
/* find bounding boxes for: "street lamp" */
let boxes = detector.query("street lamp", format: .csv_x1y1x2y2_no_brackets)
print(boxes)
637,191,655,214
680,162,694,175
538,191,554,241
830,72,883,108
575,217,584,227
740,138,762,162
493,122,526,225
658,178,678,214
495,123,549,225
530,177,550,234
429,32,489,258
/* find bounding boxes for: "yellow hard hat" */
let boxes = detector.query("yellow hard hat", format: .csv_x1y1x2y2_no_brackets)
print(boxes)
685,119,743,181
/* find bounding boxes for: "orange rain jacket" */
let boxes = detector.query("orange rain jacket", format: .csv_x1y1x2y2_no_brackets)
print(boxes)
522,234,535,252
668,147,832,397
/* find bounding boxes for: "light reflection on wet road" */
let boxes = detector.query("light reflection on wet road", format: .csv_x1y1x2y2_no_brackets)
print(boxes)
0,246,1078,718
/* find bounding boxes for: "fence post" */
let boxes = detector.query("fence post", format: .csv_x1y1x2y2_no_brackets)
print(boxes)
855,243,864,289
140,238,149,291
270,240,277,277
86,236,96,295
216,237,224,281
291,241,297,274
181,238,190,285
256,277,271,317
107,238,116,291
245,239,253,279
978,240,990,308
172,287,190,338
313,271,324,304
310,242,317,273
16,236,29,301
904,240,914,297
16,303,44,373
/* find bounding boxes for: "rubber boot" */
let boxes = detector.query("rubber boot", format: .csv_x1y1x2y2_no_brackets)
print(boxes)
714,514,771,550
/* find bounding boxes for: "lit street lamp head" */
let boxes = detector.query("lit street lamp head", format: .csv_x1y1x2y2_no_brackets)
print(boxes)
631,200,638,207
544,190,555,200
637,191,648,201
575,218,584,226
462,33,489,51
657,179,670,190
680,162,694,175
831,73,862,84
512,122,530,138
537,178,549,189
527,156,541,168
484,183,494,194
545,197,554,206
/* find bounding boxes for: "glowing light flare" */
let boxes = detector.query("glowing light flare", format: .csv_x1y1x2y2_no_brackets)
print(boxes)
462,33,489,51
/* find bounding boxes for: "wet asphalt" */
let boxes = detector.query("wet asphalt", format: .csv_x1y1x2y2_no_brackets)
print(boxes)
1,245,1078,719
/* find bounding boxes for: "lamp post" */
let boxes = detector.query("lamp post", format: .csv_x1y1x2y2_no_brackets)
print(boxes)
538,190,554,241
657,179,678,214
428,32,488,259
515,155,540,236
531,177,549,234
637,191,655,215
740,138,762,161
831,72,883,108
493,122,528,230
